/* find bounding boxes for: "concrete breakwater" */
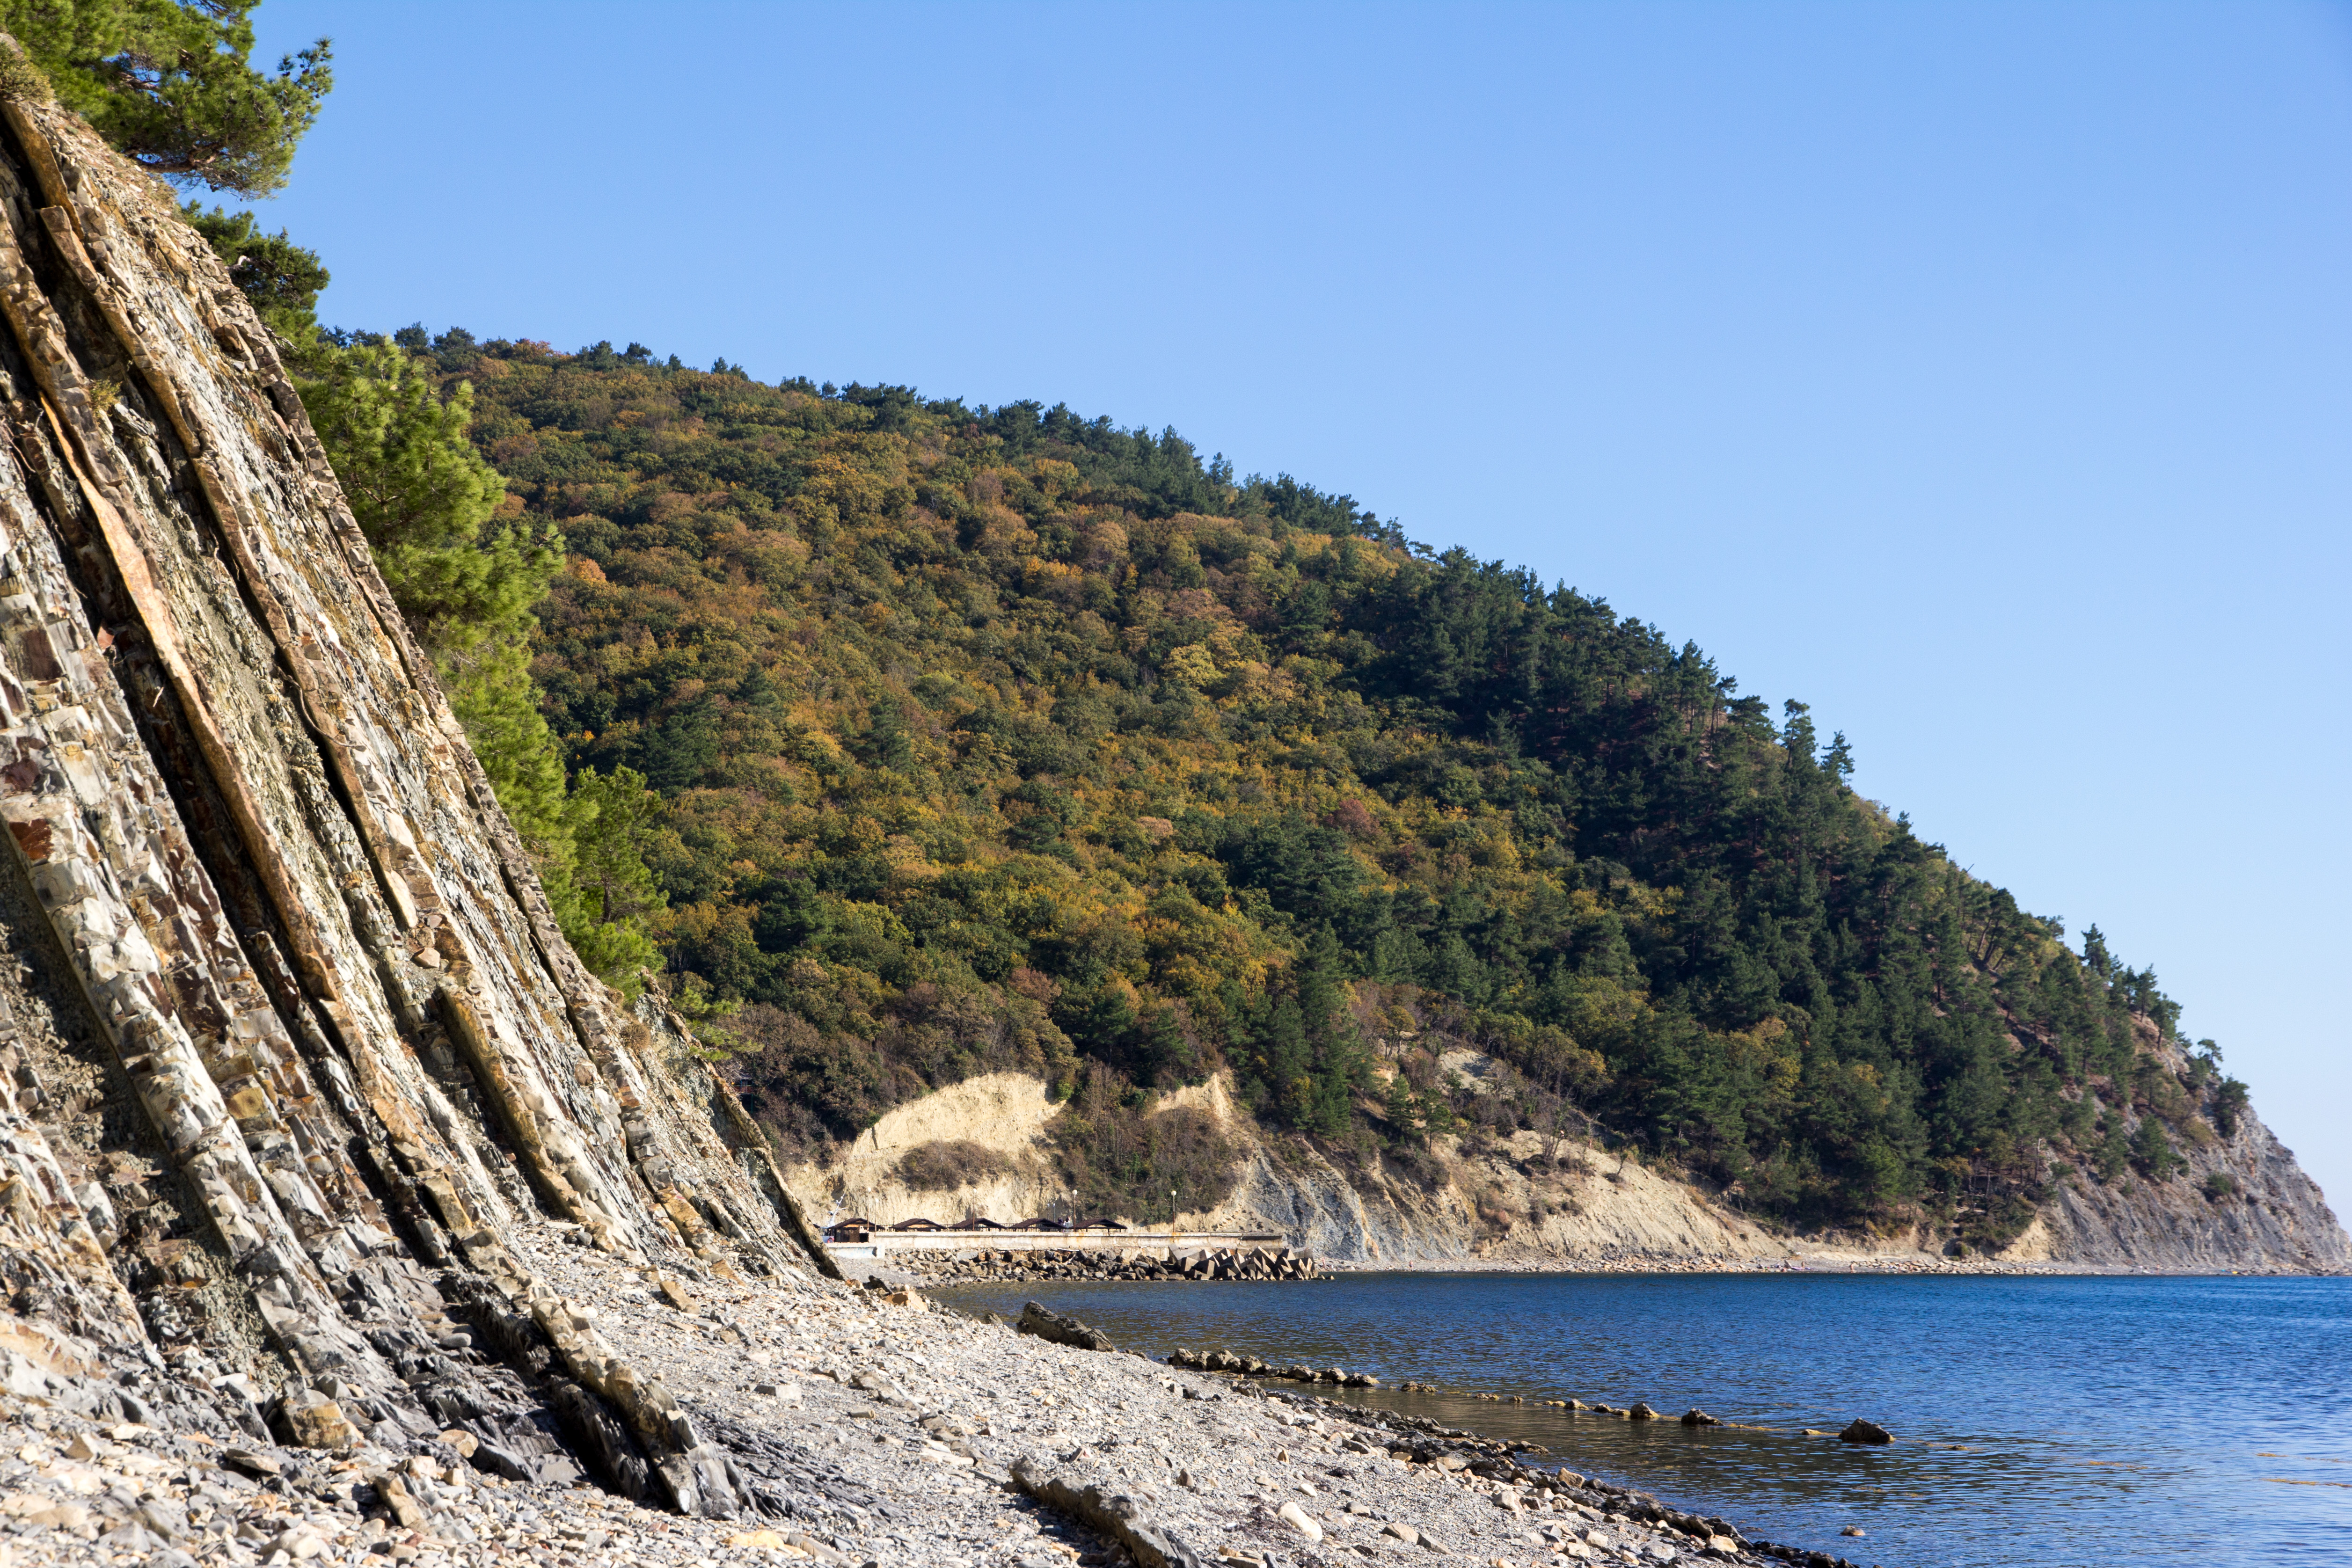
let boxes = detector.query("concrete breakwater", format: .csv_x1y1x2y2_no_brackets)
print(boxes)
882,1242,1324,1287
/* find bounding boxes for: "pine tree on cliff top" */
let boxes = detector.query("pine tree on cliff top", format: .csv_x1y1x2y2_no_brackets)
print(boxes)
0,0,330,196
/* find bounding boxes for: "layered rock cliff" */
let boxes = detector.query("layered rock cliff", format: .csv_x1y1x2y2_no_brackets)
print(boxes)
0,79,839,1512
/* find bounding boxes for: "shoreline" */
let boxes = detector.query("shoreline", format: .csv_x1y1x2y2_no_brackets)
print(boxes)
13,1241,2333,1568
1178,1371,1884,1568
877,1244,2338,1291
0,1228,1889,1568
1313,1253,2323,1276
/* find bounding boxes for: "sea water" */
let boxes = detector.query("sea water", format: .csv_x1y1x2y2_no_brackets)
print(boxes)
929,1272,2351,1568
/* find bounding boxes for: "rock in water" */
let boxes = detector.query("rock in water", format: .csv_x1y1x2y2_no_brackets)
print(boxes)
1679,1408,1721,1426
0,67,838,1512
1838,1418,1893,1444
1016,1301,1118,1352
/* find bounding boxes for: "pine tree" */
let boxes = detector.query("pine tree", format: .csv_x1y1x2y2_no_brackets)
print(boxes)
2130,1114,2181,1181
297,343,659,986
180,204,327,350
0,1,331,196
551,767,666,988
297,345,553,646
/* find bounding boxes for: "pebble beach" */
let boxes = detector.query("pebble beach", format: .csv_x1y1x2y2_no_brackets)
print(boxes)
0,1227,1872,1568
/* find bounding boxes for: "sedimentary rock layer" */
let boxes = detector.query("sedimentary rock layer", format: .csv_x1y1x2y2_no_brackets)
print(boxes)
0,68,833,1508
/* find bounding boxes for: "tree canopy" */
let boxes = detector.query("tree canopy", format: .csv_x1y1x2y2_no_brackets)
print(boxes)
2,0,329,195
343,335,2243,1241
180,202,325,343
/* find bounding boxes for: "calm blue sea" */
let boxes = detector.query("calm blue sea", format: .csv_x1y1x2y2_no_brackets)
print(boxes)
930,1272,2352,1568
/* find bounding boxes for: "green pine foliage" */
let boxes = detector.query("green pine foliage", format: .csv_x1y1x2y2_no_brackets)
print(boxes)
1,0,330,195
298,344,545,642
376,341,2238,1231
292,340,662,990
180,203,329,357
555,765,666,982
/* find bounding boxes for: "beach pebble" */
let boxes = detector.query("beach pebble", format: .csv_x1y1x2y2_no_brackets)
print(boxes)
0,1213,1871,1568
1278,1499,1325,1540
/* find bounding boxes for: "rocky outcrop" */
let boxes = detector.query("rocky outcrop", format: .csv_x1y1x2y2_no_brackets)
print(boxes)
2011,1104,2346,1271
1014,1300,1116,1353
0,61,836,1508
1213,1094,2344,1272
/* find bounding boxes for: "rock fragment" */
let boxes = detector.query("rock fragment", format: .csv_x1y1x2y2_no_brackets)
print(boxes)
1016,1300,1118,1353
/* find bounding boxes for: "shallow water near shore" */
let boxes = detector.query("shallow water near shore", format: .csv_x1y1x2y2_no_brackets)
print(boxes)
930,1271,2351,1568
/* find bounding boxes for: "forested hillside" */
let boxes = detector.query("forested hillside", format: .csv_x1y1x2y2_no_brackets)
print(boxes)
364,333,2235,1246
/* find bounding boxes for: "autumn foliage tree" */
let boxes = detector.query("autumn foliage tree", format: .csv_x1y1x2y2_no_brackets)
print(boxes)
340,343,2232,1230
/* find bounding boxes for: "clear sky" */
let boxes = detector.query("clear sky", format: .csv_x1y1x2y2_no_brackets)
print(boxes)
244,1,2352,1212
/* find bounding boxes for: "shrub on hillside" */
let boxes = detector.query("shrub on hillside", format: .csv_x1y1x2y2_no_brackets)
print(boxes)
1051,1067,1237,1222
896,1139,1013,1191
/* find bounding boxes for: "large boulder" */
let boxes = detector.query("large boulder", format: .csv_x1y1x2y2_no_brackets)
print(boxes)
1837,1418,1892,1444
1015,1302,1117,1353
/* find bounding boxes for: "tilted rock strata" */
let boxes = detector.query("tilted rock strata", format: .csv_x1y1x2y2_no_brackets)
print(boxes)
0,51,834,1512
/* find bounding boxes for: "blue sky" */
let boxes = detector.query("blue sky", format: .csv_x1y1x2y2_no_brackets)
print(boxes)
245,1,2352,1210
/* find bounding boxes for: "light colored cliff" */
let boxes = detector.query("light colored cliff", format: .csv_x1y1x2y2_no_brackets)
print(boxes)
786,1059,2347,1273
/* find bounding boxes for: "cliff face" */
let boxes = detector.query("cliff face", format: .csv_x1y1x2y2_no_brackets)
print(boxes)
0,84,835,1511
790,1063,2348,1273
2002,1105,2346,1271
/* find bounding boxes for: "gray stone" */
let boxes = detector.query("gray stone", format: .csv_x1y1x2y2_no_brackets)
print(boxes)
1016,1302,1118,1353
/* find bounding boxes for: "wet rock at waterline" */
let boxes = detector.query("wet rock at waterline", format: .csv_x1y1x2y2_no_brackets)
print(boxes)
1016,1300,1119,1353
